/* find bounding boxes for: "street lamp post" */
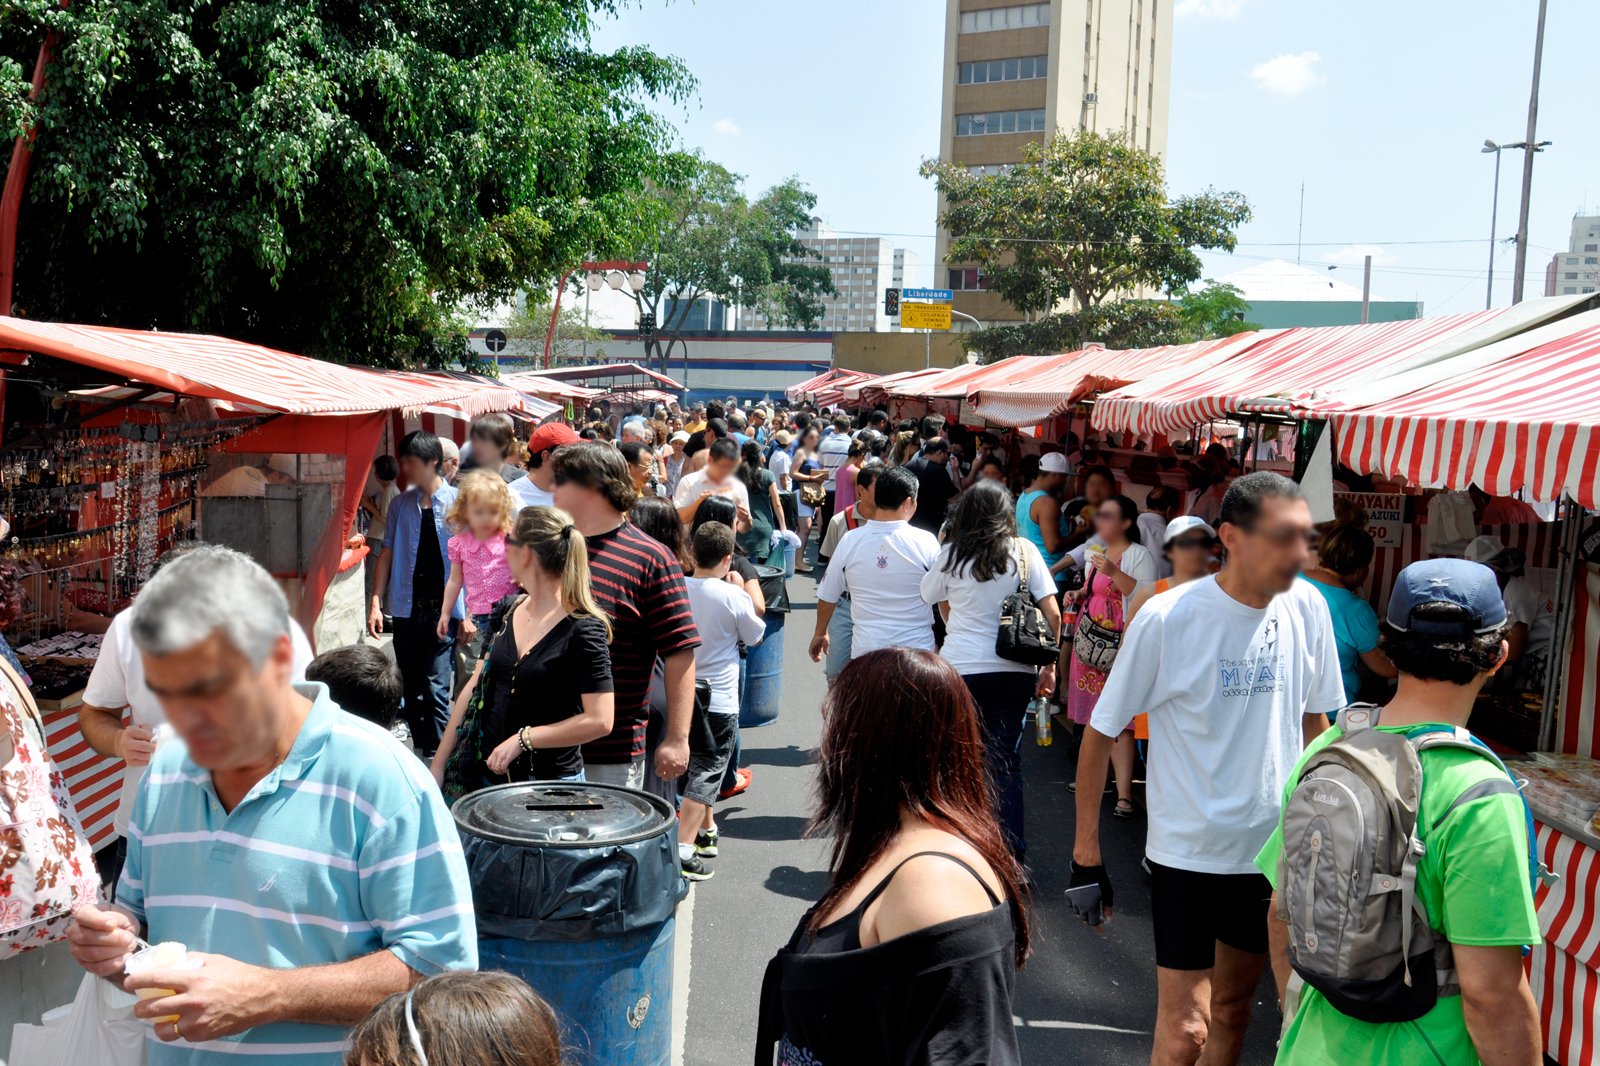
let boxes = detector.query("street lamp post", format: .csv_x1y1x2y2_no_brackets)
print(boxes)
1511,0,1550,304
545,260,647,369
1481,138,1550,309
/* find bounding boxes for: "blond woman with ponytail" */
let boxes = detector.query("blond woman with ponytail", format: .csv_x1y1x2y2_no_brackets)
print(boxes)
431,506,614,789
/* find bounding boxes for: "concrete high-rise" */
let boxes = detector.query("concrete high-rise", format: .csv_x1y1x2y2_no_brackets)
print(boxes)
1544,214,1600,297
746,219,919,333
935,0,1173,323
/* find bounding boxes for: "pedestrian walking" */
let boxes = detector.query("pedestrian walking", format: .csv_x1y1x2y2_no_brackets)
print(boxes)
433,506,614,792
672,438,750,525
1259,559,1541,1065
1065,494,1157,819
462,412,526,484
619,440,665,499
1017,452,1074,592
817,464,881,683
69,547,476,1063
1301,520,1394,708
1070,472,1343,1066
757,648,1028,1066
552,443,698,788
811,466,940,663
736,438,786,566
304,644,403,729
346,971,562,1066
663,430,690,497
903,437,959,536
436,470,519,659
511,422,580,510
368,430,465,756
816,414,853,534
921,481,1062,863
790,426,825,572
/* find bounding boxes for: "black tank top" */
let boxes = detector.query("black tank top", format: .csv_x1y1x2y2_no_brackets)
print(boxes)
800,851,1001,955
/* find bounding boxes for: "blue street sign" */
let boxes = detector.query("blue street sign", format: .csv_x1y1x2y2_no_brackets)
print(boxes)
901,287,953,302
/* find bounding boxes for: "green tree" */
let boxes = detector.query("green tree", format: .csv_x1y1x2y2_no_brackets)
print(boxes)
966,301,1192,362
631,155,834,374
1178,280,1261,339
920,131,1251,345
498,293,610,368
1,0,691,366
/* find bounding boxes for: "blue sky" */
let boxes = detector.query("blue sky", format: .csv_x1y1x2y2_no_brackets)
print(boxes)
594,0,1599,315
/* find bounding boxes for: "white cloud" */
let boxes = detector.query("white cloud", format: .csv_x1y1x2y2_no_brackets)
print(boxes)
712,118,740,137
1176,0,1245,17
1325,244,1394,268
1248,51,1323,96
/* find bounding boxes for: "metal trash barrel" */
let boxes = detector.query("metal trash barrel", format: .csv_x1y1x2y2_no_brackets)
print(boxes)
739,564,788,728
455,783,687,1066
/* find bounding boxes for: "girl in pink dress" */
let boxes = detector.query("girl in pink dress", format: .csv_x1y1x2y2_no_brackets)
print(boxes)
437,471,520,655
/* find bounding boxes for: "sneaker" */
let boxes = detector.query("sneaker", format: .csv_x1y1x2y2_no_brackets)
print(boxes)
694,829,719,858
718,767,754,800
681,855,714,882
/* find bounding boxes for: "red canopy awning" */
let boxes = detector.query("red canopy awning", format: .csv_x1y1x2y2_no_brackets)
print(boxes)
505,362,684,391
0,317,511,416
787,367,869,402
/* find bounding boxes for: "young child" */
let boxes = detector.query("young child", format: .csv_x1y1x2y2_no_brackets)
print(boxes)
305,645,403,729
679,521,765,881
436,470,519,652
345,971,562,1066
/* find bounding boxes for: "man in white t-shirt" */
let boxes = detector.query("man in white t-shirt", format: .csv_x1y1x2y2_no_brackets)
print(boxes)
811,466,941,662
78,545,315,881
672,438,750,525
511,422,581,510
1071,472,1342,1066
817,464,881,682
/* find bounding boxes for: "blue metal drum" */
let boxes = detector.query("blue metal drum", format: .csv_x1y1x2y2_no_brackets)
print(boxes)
739,611,785,728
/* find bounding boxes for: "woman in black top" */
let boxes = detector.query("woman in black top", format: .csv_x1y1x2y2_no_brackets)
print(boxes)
432,505,614,789
756,648,1030,1066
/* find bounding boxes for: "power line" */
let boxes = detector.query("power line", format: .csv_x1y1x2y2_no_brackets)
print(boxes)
817,228,1495,248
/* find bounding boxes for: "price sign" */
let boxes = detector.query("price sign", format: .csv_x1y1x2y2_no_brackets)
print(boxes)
1335,492,1406,548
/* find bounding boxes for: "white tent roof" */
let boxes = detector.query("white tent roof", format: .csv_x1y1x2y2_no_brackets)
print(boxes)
1218,259,1384,303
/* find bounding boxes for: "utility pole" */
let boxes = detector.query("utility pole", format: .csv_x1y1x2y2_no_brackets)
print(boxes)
1484,141,1506,309
1360,255,1372,324
1511,0,1550,304
1296,182,1305,266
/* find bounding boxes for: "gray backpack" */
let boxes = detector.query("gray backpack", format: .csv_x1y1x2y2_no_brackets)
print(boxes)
1276,704,1530,1023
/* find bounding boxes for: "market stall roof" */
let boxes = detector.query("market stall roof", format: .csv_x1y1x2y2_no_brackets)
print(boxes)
886,353,1066,402
0,317,512,417
505,362,684,391
966,334,1266,428
787,367,871,402
1304,308,1600,506
384,370,561,422
853,368,953,408
1092,295,1589,438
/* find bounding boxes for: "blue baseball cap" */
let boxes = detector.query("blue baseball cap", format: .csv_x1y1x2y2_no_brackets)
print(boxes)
1385,559,1508,637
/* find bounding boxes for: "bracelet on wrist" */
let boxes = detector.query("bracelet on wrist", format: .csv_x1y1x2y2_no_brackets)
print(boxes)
517,727,534,753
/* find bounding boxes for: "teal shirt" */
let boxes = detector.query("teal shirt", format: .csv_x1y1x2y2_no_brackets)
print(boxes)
1016,490,1064,586
1299,575,1380,705
118,683,477,1064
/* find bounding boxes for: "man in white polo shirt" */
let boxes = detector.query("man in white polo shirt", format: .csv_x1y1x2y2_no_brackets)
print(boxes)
810,465,940,663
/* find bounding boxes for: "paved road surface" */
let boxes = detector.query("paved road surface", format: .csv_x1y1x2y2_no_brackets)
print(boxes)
676,571,1281,1065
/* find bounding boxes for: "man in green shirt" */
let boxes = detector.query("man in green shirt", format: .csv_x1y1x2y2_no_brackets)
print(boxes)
1257,558,1542,1065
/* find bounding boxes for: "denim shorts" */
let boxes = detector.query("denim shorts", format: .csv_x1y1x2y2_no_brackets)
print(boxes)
682,713,738,806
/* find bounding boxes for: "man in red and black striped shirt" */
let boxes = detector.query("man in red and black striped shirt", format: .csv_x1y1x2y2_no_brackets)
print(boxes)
554,443,700,786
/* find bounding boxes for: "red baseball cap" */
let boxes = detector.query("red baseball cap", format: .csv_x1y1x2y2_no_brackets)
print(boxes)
527,422,581,457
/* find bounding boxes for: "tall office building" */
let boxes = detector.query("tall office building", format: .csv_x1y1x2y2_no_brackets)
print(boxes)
746,219,918,333
1544,214,1600,297
935,0,1173,323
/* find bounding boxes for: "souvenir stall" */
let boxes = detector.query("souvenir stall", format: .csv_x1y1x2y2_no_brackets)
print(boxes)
0,315,515,847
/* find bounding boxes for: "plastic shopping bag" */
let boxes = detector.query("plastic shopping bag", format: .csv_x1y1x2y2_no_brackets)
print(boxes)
9,971,147,1066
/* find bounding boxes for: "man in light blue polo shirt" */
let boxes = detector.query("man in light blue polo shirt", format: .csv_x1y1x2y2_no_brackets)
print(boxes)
66,546,475,1064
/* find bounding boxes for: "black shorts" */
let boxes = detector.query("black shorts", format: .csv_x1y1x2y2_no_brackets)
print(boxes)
1148,861,1272,970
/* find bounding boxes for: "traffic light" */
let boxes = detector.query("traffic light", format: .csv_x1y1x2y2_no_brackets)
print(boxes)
638,311,656,338
884,288,900,316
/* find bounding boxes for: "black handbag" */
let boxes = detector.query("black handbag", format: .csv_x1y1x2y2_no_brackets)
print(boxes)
995,542,1061,667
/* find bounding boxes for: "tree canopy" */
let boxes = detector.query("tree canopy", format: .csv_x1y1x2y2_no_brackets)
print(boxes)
1,0,691,366
921,131,1251,347
631,155,834,373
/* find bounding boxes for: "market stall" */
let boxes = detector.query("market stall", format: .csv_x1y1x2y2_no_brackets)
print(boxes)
787,367,871,404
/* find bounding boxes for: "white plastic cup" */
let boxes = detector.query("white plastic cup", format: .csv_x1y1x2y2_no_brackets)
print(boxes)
124,942,203,1023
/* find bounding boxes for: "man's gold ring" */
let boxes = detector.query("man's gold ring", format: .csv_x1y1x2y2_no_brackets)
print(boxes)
171,1020,183,1041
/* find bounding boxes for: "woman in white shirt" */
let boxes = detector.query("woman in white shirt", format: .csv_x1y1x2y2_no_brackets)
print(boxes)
920,480,1062,863
1065,494,1155,819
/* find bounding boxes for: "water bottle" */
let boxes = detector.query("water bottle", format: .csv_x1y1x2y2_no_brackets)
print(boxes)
1033,697,1053,747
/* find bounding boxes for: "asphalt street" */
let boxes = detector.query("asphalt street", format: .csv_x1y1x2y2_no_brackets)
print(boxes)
676,570,1282,1066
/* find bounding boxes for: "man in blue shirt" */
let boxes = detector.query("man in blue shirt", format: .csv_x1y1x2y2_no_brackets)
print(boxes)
67,546,475,1064
367,430,463,755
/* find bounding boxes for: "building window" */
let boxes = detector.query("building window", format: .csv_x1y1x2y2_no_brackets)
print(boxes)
1564,287,1578,294
948,268,988,290
1586,244,1598,252
1587,287,1598,294
956,108,1048,136
1587,257,1599,265
958,55,1048,84
1566,272,1579,280
960,3,1049,33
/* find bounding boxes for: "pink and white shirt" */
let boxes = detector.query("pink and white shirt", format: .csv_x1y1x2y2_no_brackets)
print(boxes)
447,530,519,616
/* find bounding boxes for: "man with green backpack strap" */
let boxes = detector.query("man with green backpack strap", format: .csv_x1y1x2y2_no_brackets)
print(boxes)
1258,558,1545,1065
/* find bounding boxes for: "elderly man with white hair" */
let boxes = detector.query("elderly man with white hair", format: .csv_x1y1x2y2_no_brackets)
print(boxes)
66,546,476,1064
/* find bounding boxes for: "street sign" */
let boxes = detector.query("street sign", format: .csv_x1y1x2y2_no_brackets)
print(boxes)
901,302,952,330
483,328,508,354
902,287,953,302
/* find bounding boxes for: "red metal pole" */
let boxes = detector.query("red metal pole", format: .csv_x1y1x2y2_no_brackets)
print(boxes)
0,8,67,317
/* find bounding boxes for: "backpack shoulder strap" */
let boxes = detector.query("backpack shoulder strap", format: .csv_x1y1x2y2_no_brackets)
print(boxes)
1336,703,1383,735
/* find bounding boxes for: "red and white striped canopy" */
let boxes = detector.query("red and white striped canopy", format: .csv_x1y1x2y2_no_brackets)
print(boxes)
854,368,952,408
1092,298,1586,438
1316,316,1600,507
787,367,871,402
507,362,685,391
0,317,511,416
968,334,1262,428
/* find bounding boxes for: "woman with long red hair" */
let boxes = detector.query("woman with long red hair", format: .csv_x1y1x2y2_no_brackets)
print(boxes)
756,648,1030,1065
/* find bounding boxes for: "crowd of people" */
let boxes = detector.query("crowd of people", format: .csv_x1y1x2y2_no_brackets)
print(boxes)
0,392,1551,1065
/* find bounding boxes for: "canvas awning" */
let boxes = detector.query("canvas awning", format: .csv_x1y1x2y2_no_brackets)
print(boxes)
787,367,871,402
1091,295,1592,438
505,362,685,391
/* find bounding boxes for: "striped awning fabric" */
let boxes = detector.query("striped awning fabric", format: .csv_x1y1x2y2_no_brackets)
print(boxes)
968,334,1262,428
507,362,685,391
0,317,517,417
787,367,870,401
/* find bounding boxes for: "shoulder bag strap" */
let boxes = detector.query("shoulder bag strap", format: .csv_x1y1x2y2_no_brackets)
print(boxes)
1013,539,1029,594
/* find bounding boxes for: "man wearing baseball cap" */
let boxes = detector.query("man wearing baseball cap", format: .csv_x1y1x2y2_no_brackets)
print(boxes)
1258,558,1541,1065
1464,534,1560,690
1017,451,1073,590
511,422,581,510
